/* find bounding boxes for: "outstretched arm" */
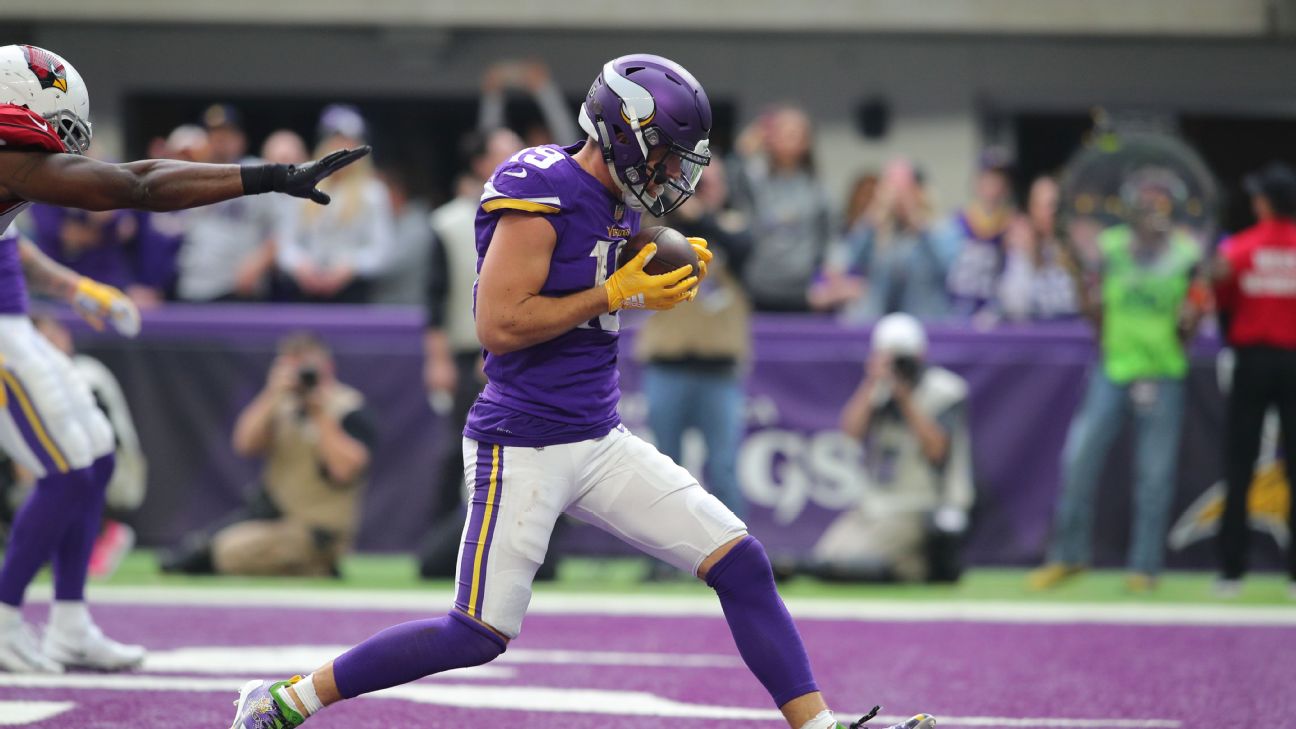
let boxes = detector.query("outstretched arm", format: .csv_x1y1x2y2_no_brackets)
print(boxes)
19,237,140,335
17,237,78,299
0,147,368,213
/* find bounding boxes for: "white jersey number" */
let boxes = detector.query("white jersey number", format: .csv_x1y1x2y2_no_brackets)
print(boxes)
579,239,623,332
511,146,565,170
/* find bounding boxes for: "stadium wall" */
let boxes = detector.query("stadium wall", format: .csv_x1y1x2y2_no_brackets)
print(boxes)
13,24,1296,215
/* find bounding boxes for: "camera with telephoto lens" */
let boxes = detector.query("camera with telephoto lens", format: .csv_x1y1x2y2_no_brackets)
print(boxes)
892,355,922,384
297,365,319,391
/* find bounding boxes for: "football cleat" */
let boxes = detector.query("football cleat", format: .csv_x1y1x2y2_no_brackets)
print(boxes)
230,678,306,729
42,621,145,670
0,619,63,673
845,706,936,729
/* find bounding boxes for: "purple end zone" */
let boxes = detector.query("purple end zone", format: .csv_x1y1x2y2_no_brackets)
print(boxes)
0,602,1291,727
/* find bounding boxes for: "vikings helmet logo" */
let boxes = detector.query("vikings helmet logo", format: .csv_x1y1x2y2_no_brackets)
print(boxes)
1168,460,1290,551
20,45,68,93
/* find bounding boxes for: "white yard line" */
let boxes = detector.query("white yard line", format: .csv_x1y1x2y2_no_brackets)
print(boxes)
28,584,1296,627
138,644,738,674
0,701,74,725
0,673,1181,728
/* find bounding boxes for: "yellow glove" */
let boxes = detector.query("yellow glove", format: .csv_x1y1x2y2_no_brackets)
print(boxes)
605,243,698,311
687,237,713,281
73,277,141,338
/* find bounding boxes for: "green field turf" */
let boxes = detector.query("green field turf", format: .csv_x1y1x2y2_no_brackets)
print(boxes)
70,551,1295,605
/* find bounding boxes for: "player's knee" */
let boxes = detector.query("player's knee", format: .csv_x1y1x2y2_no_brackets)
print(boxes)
704,535,773,596
448,610,508,664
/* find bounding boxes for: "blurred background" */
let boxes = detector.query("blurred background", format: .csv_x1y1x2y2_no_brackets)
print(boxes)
2,0,1294,593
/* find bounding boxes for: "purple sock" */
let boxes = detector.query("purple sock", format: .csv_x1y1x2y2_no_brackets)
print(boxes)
706,535,820,708
52,453,113,601
0,466,96,607
332,611,505,698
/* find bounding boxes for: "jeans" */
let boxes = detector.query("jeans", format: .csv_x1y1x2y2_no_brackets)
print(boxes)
1048,368,1186,575
643,364,746,518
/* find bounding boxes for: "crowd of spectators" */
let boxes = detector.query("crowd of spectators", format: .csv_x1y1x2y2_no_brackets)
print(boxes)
15,84,1101,327
24,65,1290,591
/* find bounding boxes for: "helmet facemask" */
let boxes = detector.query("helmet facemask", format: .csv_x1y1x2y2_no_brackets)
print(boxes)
47,109,91,155
620,130,710,216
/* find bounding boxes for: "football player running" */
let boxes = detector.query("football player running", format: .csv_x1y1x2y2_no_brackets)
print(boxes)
230,54,935,729
0,44,366,673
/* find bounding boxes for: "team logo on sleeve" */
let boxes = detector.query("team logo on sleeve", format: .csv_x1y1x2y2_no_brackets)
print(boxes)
20,45,69,93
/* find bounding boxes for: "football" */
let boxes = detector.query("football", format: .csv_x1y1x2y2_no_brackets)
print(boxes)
616,225,699,276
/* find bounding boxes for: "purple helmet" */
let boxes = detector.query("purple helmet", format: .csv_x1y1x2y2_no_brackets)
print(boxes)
578,54,712,216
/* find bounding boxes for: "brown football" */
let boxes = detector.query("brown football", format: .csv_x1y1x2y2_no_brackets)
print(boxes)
616,225,699,276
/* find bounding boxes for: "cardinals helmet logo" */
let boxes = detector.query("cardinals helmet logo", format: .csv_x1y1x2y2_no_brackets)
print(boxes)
20,45,68,94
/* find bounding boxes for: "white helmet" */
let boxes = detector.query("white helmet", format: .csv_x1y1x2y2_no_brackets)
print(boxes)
0,44,91,154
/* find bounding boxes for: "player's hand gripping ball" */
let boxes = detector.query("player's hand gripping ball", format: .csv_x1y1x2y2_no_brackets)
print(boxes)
605,226,700,311
617,226,699,275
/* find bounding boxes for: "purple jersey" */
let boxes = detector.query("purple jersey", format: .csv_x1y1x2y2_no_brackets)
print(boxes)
0,226,26,315
464,142,640,447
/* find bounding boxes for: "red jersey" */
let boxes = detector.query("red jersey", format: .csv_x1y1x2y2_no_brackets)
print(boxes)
1219,218,1296,349
0,103,65,227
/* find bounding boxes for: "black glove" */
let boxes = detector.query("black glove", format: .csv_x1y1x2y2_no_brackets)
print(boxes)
240,145,372,204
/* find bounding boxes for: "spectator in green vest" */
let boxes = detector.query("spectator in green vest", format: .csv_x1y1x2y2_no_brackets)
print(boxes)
1028,169,1207,594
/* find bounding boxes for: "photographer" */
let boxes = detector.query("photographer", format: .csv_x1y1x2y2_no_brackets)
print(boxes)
162,332,374,576
779,313,973,583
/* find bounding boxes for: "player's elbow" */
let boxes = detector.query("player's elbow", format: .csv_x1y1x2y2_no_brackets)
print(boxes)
476,319,525,356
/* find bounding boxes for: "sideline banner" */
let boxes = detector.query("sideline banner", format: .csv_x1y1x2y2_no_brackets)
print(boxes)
65,305,1257,568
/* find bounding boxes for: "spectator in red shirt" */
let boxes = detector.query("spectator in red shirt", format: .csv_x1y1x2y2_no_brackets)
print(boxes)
1213,161,1296,598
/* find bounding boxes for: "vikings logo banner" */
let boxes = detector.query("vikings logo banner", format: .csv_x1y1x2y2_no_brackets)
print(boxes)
1169,413,1290,552
21,45,68,93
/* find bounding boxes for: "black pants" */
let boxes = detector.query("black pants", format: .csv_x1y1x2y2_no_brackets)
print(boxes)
418,351,486,578
1219,346,1296,580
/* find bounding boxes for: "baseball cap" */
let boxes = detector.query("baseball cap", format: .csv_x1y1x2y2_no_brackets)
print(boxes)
202,103,242,131
318,104,367,142
1243,161,1296,215
871,312,928,357
977,146,1015,175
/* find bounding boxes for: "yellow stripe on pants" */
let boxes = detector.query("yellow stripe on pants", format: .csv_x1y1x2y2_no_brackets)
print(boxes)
0,369,69,473
467,444,500,617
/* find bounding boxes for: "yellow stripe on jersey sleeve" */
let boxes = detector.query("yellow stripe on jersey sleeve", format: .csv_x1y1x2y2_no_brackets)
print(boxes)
481,198,560,215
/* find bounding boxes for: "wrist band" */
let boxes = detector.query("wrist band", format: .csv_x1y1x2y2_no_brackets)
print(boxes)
240,164,289,195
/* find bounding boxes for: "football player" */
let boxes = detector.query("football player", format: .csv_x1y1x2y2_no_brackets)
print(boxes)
0,44,366,672
230,54,934,729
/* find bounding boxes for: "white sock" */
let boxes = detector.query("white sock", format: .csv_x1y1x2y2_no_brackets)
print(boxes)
276,675,324,717
0,603,21,629
800,710,838,729
49,601,91,635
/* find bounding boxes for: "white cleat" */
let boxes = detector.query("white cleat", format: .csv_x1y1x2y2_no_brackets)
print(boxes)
885,715,936,729
43,622,145,671
0,620,64,673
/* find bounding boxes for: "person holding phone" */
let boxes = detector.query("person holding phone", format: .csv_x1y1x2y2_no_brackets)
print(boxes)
160,331,375,577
